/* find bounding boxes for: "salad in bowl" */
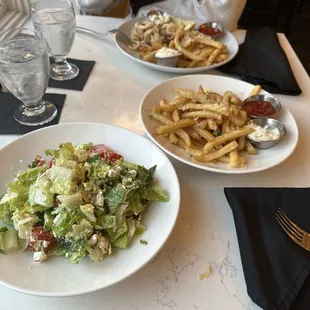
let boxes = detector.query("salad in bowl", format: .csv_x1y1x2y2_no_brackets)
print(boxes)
0,142,168,264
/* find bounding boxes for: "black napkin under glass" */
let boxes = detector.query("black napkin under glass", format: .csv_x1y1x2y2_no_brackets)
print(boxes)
0,92,66,135
224,188,310,310
48,58,95,91
218,27,302,96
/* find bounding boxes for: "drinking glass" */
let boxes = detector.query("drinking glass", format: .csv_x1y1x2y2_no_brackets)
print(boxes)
31,0,79,81
0,28,57,126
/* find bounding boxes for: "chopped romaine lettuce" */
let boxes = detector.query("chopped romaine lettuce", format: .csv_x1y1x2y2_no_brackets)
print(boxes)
0,229,18,252
87,154,100,163
57,192,83,210
105,183,126,213
45,148,60,159
107,221,128,243
28,175,54,209
113,218,136,249
65,219,93,241
46,166,77,194
0,142,169,263
96,214,116,229
43,211,54,230
128,194,146,216
52,209,82,238
0,166,45,216
80,204,96,222
143,186,169,202
88,161,110,179
12,210,39,239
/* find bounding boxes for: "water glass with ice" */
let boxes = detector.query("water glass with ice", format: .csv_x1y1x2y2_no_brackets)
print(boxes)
0,28,57,126
31,0,79,81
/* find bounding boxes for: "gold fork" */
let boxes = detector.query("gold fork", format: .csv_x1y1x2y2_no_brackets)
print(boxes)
276,208,310,251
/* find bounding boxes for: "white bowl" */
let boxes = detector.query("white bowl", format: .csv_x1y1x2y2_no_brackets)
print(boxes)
139,75,299,174
0,122,180,296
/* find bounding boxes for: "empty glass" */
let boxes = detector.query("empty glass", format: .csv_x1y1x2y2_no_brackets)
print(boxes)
0,28,57,126
31,0,79,81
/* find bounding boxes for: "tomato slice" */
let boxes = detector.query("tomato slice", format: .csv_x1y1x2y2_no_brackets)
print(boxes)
37,160,46,167
89,144,122,162
28,226,55,253
48,158,56,168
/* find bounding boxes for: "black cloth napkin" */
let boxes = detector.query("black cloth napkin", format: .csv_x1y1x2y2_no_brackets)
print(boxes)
0,92,66,135
224,188,310,310
218,27,302,96
48,58,95,91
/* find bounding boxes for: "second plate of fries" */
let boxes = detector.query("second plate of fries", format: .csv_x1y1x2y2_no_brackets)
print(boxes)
115,16,239,73
139,75,298,174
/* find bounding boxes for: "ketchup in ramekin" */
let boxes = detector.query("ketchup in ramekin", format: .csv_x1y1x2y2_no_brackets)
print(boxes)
198,24,221,36
242,100,276,117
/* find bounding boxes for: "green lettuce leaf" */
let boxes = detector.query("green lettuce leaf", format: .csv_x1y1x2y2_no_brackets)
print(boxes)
45,149,60,159
59,142,75,160
87,154,100,164
87,246,104,262
43,211,55,230
12,210,39,239
51,239,87,264
88,161,110,179
140,239,148,245
46,166,78,195
113,218,136,249
65,219,93,241
0,202,13,224
143,185,169,202
0,166,45,215
105,183,126,213
80,204,96,222
120,161,138,171
69,241,87,264
52,209,82,238
74,143,92,162
76,142,93,151
28,175,54,210
136,165,156,185
87,236,111,262
57,192,83,210
96,214,116,229
0,229,18,252
107,221,128,243
128,194,146,216
135,222,145,235
56,159,84,182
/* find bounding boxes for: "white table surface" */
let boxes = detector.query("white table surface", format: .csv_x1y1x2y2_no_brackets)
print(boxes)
1,15,310,310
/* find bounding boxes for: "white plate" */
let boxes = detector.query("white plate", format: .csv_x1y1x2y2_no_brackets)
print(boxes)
115,17,239,73
0,123,180,296
139,75,299,174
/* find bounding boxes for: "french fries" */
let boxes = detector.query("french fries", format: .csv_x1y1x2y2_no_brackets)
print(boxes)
149,112,191,147
131,17,229,69
246,141,257,155
203,128,254,154
180,103,229,116
229,147,239,168
249,85,261,97
194,141,238,162
181,111,222,121
149,85,260,168
156,119,196,135
153,97,189,113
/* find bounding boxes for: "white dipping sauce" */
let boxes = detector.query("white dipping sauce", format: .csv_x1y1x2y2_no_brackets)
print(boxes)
248,123,281,141
155,47,181,58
